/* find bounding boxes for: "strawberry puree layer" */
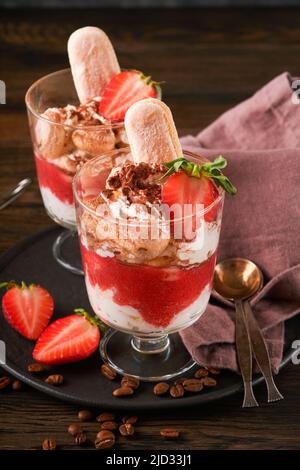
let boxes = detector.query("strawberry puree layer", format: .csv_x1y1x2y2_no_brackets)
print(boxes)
80,243,216,329
34,153,74,205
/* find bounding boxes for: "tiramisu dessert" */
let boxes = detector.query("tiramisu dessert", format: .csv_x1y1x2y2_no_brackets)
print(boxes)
74,99,236,334
26,26,161,228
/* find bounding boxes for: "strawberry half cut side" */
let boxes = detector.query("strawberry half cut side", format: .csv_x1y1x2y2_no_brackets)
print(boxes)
99,70,161,122
0,281,54,340
32,309,101,365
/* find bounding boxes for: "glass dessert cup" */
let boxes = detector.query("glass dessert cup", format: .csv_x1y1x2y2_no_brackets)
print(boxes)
25,68,127,275
73,149,224,381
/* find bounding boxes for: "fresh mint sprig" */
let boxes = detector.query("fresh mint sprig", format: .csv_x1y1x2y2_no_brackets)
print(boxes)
162,155,237,195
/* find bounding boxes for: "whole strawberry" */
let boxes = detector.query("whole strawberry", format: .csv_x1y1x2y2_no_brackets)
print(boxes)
0,281,54,340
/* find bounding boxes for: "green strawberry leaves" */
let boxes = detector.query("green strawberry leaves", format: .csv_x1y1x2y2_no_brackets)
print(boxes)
163,155,237,195
74,308,107,332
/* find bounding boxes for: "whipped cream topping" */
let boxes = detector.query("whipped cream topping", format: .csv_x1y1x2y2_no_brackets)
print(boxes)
40,187,76,228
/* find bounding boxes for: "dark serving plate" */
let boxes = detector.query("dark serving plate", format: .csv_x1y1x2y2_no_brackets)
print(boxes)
0,226,296,410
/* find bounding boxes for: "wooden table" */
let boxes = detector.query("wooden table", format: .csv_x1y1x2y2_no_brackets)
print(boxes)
0,7,300,451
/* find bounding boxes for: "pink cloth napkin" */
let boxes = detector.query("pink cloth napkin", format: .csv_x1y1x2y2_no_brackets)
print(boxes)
179,73,300,373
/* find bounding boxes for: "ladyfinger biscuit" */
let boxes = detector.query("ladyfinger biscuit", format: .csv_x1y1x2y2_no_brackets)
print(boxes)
124,98,182,165
68,26,120,104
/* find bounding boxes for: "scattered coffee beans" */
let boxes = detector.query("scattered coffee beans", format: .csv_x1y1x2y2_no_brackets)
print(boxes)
78,409,93,422
194,368,209,379
95,430,115,449
122,415,138,425
182,379,203,393
160,429,179,439
201,376,217,387
170,383,184,398
12,380,23,391
42,437,56,450
45,374,64,385
74,432,87,446
101,364,116,380
0,376,11,390
153,382,169,396
113,386,134,397
101,421,118,431
119,423,135,436
27,363,44,373
68,423,83,436
96,412,115,422
121,375,140,390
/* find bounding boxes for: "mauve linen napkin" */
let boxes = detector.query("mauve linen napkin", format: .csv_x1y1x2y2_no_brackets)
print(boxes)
179,72,300,373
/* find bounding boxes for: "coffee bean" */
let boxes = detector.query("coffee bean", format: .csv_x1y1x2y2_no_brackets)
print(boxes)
182,378,203,393
0,376,11,390
207,367,221,375
12,380,23,391
42,437,56,450
95,430,115,449
68,423,83,436
194,368,209,379
153,382,169,396
113,386,134,397
96,412,115,422
170,383,184,398
75,432,87,446
78,409,93,422
45,374,64,385
121,375,140,390
101,364,116,381
122,415,138,425
160,428,179,439
27,363,44,373
101,421,118,431
202,376,217,387
119,423,135,436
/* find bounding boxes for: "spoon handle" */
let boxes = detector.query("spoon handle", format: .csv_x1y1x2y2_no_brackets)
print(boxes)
235,299,259,408
243,300,283,403
0,178,32,211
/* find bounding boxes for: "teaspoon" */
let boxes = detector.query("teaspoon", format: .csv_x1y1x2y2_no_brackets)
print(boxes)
214,258,283,405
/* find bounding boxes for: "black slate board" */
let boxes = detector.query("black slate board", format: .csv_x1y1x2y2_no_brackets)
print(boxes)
0,226,296,410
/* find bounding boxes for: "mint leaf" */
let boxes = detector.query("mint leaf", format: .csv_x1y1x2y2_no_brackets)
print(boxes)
163,155,237,195
203,155,227,171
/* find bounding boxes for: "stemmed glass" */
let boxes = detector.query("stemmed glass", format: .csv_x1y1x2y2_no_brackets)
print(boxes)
25,69,126,275
73,148,224,380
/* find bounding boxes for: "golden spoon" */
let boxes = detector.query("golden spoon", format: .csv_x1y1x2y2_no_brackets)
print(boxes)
214,258,283,405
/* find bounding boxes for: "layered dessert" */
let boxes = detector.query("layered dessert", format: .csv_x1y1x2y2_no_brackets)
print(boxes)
27,26,161,228
75,99,236,334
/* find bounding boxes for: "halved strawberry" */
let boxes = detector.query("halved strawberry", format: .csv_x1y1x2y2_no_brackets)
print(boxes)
0,282,54,340
33,310,101,365
99,70,160,121
162,171,219,238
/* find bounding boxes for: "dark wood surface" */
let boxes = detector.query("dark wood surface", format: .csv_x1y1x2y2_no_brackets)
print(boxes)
0,7,300,450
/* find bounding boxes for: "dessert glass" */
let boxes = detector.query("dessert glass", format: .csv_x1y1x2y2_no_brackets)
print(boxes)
73,149,224,380
25,69,126,275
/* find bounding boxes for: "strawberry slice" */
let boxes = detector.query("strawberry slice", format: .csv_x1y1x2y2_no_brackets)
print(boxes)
33,310,101,365
162,171,220,238
99,70,160,121
0,282,54,340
